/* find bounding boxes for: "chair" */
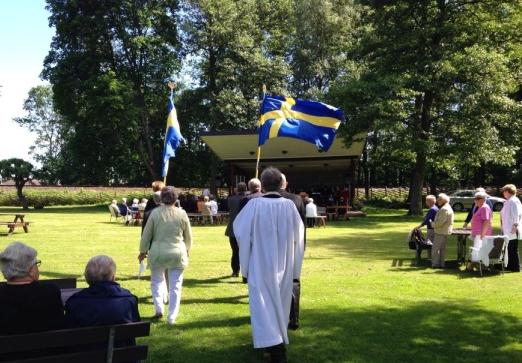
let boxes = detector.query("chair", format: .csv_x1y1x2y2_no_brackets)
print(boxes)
469,236,509,276
108,205,122,223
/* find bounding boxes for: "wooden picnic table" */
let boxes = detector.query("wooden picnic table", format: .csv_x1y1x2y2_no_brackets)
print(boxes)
187,212,229,225
0,212,31,234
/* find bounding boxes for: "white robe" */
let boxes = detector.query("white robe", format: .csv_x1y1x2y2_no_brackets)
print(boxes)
233,195,305,348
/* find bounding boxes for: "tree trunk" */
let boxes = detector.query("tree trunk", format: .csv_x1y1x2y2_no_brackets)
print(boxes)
362,143,370,199
408,150,426,215
15,180,29,210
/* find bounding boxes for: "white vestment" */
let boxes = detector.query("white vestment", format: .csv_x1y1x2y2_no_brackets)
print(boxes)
233,195,305,348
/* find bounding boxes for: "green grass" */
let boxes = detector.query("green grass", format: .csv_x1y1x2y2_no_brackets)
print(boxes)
1,206,521,363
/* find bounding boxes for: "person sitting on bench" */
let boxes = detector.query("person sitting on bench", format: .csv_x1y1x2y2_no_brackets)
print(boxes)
0,242,65,335
65,255,140,328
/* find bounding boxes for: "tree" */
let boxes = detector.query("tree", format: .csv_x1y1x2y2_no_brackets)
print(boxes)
13,85,64,184
178,0,293,190
0,159,34,209
289,0,358,99
331,0,522,214
42,0,182,184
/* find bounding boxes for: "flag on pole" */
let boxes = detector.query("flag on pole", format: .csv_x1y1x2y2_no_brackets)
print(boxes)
258,96,344,152
161,92,185,178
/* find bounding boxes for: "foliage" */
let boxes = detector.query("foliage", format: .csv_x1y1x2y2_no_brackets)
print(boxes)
330,0,522,214
1,206,521,362
42,0,182,184
13,85,64,184
0,159,34,209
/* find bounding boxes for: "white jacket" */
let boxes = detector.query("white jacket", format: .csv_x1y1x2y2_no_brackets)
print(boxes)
500,196,522,240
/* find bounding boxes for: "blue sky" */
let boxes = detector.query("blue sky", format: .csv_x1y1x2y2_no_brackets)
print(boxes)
0,0,54,161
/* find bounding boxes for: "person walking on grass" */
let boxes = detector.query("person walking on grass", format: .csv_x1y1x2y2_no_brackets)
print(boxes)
234,167,305,363
139,186,192,325
225,182,247,277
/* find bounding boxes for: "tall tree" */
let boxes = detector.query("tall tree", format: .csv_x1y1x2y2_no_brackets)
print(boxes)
290,0,358,99
0,159,34,210
14,85,64,184
331,0,522,214
42,0,181,184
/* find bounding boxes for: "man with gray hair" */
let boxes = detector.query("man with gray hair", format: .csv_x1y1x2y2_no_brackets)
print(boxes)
0,242,64,334
239,177,263,211
431,193,454,268
65,255,140,327
234,167,305,363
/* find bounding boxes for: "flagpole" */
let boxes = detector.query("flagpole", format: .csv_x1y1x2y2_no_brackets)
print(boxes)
164,81,176,185
255,84,267,178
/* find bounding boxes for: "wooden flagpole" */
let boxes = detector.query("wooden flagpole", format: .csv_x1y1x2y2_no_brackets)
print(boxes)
255,84,267,178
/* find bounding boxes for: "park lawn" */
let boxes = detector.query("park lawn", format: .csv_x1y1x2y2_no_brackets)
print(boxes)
0,206,521,363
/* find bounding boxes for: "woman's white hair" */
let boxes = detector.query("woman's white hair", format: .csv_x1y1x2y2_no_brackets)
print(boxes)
0,242,37,280
84,255,116,285
437,193,450,203
474,191,487,199
426,195,436,203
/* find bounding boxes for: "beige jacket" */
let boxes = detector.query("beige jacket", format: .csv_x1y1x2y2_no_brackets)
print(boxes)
431,202,454,235
140,205,192,270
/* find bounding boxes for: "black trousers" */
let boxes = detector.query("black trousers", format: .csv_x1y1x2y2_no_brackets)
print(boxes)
229,237,240,274
507,239,520,272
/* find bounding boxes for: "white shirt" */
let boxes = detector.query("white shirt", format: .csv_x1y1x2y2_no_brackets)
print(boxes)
306,202,318,218
500,195,522,240
209,200,218,215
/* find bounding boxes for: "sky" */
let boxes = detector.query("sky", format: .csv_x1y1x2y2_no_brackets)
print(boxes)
0,0,54,162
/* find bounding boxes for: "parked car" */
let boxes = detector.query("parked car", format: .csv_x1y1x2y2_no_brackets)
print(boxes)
448,190,505,212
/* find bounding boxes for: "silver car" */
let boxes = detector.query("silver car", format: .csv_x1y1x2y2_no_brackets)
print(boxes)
448,190,505,212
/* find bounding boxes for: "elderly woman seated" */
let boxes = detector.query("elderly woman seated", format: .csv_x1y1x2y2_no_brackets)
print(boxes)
65,255,140,327
0,242,65,335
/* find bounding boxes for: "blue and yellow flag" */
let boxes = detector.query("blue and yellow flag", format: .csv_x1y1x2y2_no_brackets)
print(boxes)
259,96,344,152
161,93,185,178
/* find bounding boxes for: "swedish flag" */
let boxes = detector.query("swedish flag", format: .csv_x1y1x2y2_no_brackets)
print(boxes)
259,96,344,152
161,94,185,178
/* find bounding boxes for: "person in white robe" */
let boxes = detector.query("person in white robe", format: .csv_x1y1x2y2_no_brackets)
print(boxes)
233,167,305,363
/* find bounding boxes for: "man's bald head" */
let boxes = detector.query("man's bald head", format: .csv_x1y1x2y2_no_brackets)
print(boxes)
248,178,261,193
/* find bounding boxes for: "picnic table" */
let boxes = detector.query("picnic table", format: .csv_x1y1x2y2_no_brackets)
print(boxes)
451,228,471,263
0,212,31,234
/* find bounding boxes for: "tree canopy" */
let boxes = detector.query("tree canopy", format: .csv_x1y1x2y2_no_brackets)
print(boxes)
12,0,520,211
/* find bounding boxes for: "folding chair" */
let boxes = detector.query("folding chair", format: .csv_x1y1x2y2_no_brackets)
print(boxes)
470,236,509,276
108,205,123,222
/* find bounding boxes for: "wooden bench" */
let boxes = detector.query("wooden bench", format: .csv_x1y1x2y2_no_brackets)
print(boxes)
0,221,31,234
0,322,150,363
0,278,77,289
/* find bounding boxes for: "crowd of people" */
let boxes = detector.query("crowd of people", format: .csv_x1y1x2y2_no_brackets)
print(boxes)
415,184,521,272
0,168,305,363
2,177,521,363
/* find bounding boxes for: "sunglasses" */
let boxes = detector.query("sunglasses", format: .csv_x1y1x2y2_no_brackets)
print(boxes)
33,260,42,267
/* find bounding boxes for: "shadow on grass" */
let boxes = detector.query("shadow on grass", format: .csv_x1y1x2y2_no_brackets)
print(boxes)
287,301,522,363
144,300,522,363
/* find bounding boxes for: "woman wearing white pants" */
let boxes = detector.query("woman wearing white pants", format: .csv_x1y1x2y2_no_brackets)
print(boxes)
139,186,192,324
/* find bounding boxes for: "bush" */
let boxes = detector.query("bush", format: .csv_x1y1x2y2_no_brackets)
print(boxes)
0,187,151,207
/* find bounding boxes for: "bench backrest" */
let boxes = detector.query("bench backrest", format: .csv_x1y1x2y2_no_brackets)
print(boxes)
317,206,326,215
0,278,77,289
0,322,150,363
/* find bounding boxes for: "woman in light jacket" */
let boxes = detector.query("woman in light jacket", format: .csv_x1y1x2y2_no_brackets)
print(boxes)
500,184,522,272
139,186,192,324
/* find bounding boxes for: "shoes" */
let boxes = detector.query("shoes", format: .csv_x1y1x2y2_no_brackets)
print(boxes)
167,319,175,325
231,272,239,277
153,312,163,319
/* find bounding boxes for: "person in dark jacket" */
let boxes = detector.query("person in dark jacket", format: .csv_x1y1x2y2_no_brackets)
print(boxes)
225,182,247,277
0,242,64,335
65,255,140,328
142,180,165,233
